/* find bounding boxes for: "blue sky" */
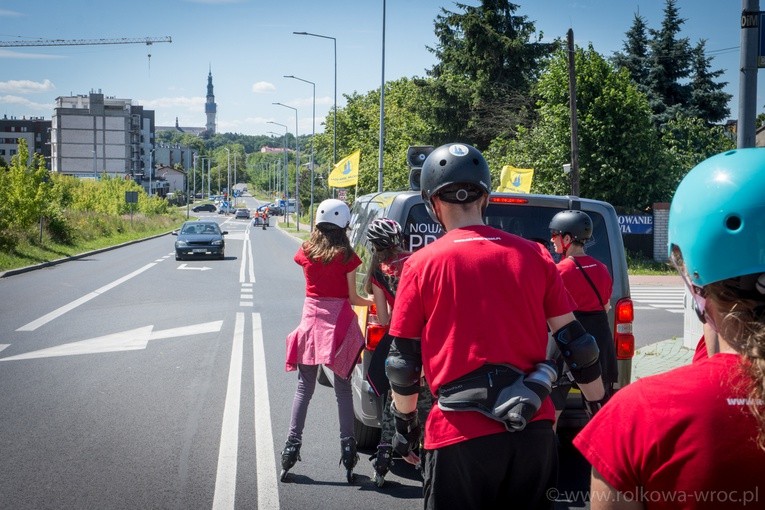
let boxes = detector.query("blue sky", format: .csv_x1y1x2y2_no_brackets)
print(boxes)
0,0,758,137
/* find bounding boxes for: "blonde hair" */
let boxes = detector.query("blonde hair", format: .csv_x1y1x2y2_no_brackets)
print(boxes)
706,281,765,450
303,224,353,264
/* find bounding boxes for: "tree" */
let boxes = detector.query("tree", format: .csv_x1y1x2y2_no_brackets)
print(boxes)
687,39,731,124
0,139,52,248
314,77,440,197
612,13,651,96
426,0,556,148
646,0,693,125
487,45,674,211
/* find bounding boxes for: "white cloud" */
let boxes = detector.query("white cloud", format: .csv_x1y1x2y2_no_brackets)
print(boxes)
0,9,22,17
0,95,53,111
0,79,55,94
0,49,65,60
252,81,276,94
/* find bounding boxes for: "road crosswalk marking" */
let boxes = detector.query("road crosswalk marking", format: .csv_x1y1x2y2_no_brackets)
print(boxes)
631,286,686,314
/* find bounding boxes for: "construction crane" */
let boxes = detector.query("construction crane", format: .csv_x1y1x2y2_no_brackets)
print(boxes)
0,36,172,71
0,36,172,47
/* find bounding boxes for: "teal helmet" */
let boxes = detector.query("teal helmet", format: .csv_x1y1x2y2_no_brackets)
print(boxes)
668,148,765,287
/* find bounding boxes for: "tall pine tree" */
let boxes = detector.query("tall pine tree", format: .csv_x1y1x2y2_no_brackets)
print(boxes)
425,0,555,148
688,39,731,124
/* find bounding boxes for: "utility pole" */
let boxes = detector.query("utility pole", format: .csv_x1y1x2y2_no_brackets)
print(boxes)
739,0,760,148
567,29,580,197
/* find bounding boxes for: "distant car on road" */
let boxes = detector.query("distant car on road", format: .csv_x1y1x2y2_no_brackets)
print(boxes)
173,221,227,261
235,208,250,219
192,203,216,212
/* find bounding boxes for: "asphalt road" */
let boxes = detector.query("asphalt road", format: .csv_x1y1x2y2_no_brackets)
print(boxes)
0,199,685,510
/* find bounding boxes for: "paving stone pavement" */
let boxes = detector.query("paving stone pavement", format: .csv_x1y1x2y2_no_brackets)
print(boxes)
628,273,694,382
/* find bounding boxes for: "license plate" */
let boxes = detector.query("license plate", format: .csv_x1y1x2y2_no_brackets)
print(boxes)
193,249,208,253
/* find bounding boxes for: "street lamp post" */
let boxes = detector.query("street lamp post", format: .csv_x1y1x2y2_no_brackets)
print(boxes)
378,0,386,193
285,74,316,230
293,31,337,165
267,121,289,226
224,147,231,206
273,103,300,231
149,148,155,196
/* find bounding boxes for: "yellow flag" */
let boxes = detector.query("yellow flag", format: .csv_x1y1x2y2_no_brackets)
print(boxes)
497,165,534,194
328,150,360,188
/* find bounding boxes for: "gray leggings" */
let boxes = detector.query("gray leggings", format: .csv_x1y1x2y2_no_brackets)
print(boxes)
288,364,355,441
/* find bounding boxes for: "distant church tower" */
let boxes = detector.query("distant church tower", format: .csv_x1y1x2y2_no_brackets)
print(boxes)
205,66,217,135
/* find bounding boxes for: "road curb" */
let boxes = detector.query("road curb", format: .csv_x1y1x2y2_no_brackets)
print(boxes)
0,231,172,279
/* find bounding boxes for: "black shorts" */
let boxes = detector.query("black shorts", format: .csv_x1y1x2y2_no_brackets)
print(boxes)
422,422,557,510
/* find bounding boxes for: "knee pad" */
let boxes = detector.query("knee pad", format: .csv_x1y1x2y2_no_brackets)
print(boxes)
385,338,422,396
553,320,601,384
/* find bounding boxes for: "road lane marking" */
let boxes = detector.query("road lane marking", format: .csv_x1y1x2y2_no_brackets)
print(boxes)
252,313,279,509
178,264,212,271
239,227,256,285
16,263,157,332
0,345,9,353
212,312,244,510
1,321,224,361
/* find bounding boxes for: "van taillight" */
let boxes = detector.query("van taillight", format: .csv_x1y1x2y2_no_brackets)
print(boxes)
614,298,635,359
366,324,389,350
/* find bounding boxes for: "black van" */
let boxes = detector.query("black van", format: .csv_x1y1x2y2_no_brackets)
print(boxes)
319,189,635,448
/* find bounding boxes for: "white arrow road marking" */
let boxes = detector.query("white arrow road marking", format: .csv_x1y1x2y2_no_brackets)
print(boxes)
1,321,223,361
0,345,9,353
178,264,212,271
17,262,157,332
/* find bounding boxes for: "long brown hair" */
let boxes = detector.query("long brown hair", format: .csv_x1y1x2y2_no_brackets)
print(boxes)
363,244,406,295
706,281,765,449
303,224,353,264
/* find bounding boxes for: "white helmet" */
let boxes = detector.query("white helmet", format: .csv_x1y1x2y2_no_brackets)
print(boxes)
316,199,350,228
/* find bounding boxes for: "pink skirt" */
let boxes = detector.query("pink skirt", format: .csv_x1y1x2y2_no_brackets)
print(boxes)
285,297,365,380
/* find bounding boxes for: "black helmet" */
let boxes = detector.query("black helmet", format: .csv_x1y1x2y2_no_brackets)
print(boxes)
549,210,593,242
420,143,491,222
366,218,403,250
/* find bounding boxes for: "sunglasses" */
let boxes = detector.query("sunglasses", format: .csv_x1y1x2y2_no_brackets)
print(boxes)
670,247,708,324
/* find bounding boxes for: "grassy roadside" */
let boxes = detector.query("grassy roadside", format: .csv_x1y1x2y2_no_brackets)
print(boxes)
0,213,185,273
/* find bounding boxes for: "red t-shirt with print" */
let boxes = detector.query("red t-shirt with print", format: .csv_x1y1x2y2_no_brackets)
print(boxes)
574,354,765,509
390,225,575,449
295,246,361,298
557,255,612,312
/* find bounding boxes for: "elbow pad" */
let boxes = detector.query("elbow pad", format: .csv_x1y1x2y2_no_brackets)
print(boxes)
385,337,422,396
553,320,601,384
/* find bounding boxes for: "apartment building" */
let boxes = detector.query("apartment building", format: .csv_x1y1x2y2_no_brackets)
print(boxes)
0,115,52,168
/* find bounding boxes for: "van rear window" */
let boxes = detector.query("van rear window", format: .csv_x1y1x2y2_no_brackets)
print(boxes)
484,203,613,271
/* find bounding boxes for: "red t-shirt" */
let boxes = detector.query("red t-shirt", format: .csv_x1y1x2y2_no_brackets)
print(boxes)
557,255,612,312
693,335,708,363
574,354,765,509
294,246,361,298
390,225,575,449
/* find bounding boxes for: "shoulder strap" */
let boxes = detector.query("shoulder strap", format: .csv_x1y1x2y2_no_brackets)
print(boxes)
569,256,605,310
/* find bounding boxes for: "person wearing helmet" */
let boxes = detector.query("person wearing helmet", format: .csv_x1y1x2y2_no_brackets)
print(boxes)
574,149,765,508
549,210,617,420
281,198,375,483
361,218,434,487
385,143,604,509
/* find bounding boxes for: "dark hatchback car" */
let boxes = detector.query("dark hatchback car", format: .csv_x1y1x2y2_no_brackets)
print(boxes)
173,221,227,260
192,203,216,212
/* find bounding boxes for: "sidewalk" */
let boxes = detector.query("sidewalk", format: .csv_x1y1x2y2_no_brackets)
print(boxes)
628,273,694,382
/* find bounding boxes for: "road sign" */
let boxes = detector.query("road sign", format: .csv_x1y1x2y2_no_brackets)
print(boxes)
125,191,138,203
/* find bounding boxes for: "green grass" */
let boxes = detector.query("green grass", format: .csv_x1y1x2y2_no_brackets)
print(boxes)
626,252,676,276
0,213,185,273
